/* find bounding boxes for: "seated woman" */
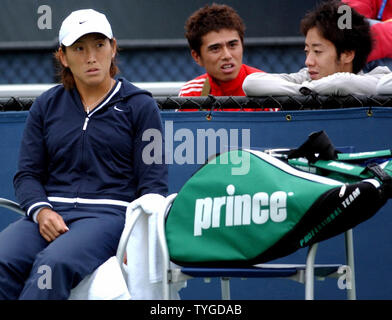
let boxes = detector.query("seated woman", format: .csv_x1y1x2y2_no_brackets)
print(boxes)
0,9,167,299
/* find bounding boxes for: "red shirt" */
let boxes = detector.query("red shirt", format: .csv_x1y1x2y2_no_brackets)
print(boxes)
344,0,392,61
179,64,262,97
178,64,275,111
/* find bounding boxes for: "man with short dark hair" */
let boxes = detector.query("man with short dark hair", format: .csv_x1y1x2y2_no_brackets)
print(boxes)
179,3,263,97
243,0,390,96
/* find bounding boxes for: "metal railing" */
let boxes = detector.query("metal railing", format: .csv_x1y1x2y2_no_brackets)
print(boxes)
2,95,392,112
0,82,185,99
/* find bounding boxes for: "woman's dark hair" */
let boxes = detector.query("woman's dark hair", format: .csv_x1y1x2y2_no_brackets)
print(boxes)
300,0,372,73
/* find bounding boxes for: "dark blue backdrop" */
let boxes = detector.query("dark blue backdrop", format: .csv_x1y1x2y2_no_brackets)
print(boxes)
1,108,391,299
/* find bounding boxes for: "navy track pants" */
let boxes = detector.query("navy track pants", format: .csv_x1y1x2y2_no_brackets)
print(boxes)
0,204,125,299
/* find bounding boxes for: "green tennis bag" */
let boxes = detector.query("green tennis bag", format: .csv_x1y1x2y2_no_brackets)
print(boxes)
165,133,392,267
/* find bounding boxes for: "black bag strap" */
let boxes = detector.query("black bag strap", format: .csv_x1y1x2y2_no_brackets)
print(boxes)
287,131,340,163
366,163,392,198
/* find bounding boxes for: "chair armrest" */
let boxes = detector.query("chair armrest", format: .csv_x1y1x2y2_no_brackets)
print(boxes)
115,206,143,279
0,198,25,216
157,193,177,300
157,193,177,270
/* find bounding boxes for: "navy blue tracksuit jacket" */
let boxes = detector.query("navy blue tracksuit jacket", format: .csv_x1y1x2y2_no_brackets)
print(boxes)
14,77,168,216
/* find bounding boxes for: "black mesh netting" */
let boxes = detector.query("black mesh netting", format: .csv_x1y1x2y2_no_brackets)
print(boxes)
1,95,392,112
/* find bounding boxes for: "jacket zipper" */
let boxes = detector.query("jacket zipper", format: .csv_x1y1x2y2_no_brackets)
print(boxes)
81,81,122,132
76,81,122,204
83,116,90,131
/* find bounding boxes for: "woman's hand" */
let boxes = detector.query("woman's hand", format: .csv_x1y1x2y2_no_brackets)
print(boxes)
36,208,69,242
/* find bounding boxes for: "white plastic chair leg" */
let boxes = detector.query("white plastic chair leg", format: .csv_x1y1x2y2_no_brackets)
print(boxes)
345,229,356,300
158,194,177,300
305,243,318,300
220,278,231,300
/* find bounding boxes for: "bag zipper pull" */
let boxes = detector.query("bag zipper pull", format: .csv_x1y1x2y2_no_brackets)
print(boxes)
339,184,347,198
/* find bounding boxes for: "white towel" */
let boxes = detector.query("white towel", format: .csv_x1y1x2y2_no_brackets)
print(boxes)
68,256,131,300
68,193,185,300
125,193,185,299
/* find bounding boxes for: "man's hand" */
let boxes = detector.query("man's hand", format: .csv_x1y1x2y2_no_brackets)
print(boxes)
36,208,69,242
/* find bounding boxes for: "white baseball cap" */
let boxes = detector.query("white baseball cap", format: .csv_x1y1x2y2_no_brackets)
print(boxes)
59,9,113,46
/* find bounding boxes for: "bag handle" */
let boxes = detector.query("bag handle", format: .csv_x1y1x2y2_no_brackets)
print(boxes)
287,131,339,163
